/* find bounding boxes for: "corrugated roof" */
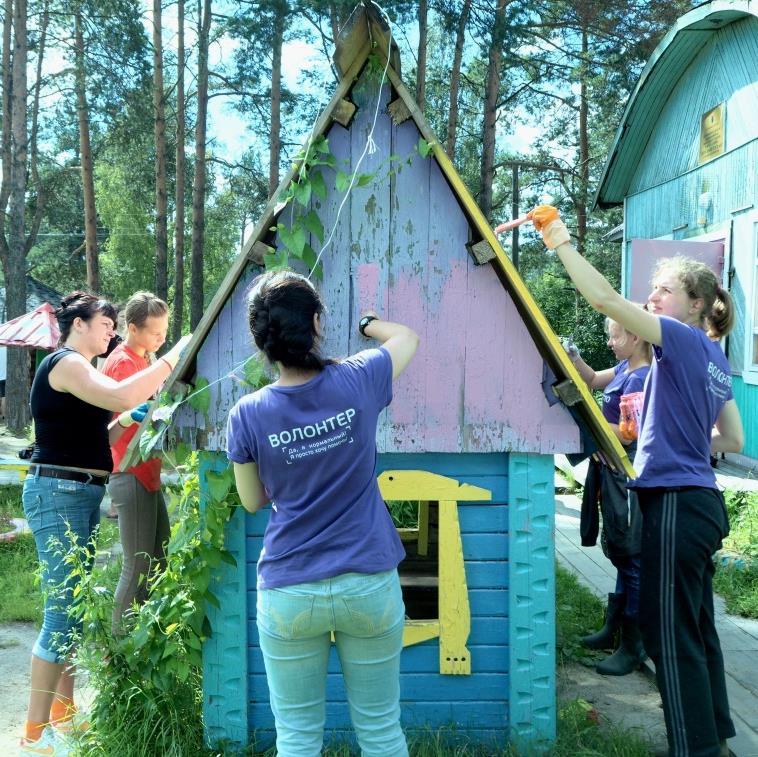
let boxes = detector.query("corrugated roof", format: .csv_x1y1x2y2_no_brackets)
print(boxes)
594,1,757,209
0,302,60,350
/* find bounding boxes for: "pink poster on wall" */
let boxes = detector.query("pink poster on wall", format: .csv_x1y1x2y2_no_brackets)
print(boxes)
627,239,725,302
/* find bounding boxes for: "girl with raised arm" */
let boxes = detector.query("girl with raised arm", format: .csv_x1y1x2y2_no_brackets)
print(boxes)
227,270,419,757
531,206,742,757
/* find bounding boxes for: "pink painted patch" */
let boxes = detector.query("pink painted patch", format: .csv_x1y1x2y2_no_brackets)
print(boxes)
356,263,381,314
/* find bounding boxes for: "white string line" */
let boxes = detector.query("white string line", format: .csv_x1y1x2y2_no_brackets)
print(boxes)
307,0,394,280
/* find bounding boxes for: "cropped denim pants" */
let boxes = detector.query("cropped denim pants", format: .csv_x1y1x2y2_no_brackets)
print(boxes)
257,569,408,757
22,472,105,663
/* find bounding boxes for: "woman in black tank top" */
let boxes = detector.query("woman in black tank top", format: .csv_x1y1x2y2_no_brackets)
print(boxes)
20,291,191,752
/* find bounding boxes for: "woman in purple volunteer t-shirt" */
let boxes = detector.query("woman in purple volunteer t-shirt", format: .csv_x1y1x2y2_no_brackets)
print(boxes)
530,205,743,757
226,270,419,757
568,317,650,677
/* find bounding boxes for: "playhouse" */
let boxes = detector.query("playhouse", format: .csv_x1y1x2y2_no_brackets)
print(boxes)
155,3,632,750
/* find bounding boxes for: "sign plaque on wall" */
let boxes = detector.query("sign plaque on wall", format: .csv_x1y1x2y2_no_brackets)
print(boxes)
699,103,725,164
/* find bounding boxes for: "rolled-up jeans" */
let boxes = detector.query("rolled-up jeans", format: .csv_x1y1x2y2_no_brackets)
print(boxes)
22,472,105,663
257,569,408,757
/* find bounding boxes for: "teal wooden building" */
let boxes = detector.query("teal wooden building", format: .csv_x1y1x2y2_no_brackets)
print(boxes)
595,0,758,460
154,4,632,752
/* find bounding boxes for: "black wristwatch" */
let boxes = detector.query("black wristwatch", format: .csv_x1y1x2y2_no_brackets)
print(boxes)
359,315,378,336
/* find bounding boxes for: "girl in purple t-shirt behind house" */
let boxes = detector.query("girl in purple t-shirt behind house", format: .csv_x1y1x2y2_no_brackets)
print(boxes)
567,318,650,677
226,270,418,757
531,205,743,757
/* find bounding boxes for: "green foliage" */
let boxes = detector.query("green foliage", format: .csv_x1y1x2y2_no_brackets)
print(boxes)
721,489,758,561
242,354,271,391
64,453,240,756
417,138,435,159
0,483,24,518
713,564,758,619
270,133,338,277
386,500,418,528
713,489,758,618
187,378,211,415
555,564,606,667
0,534,41,624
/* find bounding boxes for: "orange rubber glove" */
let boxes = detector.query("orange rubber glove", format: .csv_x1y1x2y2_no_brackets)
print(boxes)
528,205,571,250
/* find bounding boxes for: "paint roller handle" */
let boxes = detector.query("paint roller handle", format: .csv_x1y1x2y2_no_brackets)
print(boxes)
161,333,193,371
493,215,530,235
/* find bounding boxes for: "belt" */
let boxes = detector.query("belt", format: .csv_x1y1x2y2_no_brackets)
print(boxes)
29,465,109,487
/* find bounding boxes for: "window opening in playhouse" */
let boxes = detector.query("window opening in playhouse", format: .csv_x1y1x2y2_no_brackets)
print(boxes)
387,499,439,620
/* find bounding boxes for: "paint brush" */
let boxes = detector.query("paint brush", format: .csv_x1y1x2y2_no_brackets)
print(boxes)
493,215,530,235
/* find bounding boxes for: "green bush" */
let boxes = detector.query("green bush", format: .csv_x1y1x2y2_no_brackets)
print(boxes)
65,453,238,757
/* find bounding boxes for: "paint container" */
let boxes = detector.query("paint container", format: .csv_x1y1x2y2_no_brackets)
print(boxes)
619,392,644,441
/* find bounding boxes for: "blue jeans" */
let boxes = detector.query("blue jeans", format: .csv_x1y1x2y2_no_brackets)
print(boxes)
611,554,642,619
22,473,105,663
257,569,408,757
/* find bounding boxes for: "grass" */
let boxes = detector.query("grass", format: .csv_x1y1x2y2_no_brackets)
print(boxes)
713,489,758,618
0,533,41,623
0,482,121,624
555,564,606,667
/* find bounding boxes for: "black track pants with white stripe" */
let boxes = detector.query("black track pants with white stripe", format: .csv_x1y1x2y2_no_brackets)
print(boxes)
637,487,735,757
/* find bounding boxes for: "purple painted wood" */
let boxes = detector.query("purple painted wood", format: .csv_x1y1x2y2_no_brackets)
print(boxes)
317,122,352,360
190,65,579,454
385,119,435,453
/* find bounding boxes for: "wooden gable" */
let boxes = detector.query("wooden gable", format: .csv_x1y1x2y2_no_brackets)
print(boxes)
130,2,632,475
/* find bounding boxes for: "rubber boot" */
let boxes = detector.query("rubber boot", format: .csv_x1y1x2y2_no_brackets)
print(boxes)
596,616,647,676
581,592,625,650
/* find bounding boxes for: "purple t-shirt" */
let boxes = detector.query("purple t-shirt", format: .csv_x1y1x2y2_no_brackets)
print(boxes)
602,360,650,424
226,347,405,589
630,317,733,489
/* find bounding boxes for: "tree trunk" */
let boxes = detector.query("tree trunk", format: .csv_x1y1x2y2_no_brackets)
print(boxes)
172,0,185,342
328,2,340,42
479,0,507,223
0,0,12,262
416,0,427,111
576,27,589,254
446,0,472,159
269,11,283,198
153,0,168,300
6,0,30,433
189,0,211,330
25,0,49,255
74,9,98,291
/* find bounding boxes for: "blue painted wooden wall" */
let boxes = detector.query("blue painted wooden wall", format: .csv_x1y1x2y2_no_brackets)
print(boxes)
621,13,758,458
201,451,556,750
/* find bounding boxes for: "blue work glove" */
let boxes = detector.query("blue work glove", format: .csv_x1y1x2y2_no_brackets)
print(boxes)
117,402,149,428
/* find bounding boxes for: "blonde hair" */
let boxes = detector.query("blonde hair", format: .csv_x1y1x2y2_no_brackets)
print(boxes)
123,291,168,329
652,256,734,339
606,304,652,361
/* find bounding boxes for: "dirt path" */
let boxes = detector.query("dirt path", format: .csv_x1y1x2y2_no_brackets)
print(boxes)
0,623,95,754
558,658,668,752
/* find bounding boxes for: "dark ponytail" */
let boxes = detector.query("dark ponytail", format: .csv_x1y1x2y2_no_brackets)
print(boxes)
56,291,118,344
247,271,332,370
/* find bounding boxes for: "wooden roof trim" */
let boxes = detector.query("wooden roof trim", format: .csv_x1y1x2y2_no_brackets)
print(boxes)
593,1,757,210
333,1,401,80
379,57,634,477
